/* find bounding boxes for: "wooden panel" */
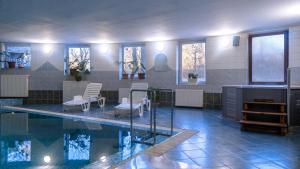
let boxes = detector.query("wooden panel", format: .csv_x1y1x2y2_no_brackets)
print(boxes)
290,89,300,126
222,87,243,120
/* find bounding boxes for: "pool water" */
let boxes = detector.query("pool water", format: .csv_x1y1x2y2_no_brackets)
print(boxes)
0,111,169,169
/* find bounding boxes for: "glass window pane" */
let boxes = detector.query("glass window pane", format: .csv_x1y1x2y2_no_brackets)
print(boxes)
123,46,143,74
181,43,206,82
68,47,90,71
252,34,285,83
6,45,31,68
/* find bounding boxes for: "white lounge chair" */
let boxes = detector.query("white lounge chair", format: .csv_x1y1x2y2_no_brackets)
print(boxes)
114,83,149,117
63,83,105,112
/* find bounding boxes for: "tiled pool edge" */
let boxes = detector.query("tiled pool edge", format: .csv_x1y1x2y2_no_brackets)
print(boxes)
1,106,198,168
110,130,198,169
2,105,182,133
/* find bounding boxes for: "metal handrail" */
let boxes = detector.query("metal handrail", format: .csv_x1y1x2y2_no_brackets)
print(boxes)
130,88,174,146
151,88,174,136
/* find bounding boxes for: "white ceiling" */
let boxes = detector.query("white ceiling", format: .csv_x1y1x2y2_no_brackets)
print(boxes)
0,0,300,43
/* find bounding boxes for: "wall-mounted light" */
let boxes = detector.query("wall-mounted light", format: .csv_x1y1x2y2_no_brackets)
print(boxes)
43,44,53,54
280,3,300,18
43,155,51,163
100,155,107,162
156,42,165,52
100,44,109,54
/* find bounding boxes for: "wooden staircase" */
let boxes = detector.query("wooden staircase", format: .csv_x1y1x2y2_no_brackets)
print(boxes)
240,100,288,135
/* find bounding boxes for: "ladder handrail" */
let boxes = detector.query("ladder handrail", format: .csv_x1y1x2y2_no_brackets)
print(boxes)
130,88,174,146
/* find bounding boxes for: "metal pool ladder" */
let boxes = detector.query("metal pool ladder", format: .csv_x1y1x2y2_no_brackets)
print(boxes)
130,88,174,146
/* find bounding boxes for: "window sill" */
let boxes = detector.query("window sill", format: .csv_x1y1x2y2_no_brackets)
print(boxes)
177,81,206,86
120,78,147,81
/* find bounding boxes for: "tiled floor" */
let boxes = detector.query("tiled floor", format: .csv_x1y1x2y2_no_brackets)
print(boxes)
11,104,300,169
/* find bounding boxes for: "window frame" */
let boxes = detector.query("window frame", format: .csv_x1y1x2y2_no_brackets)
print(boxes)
64,44,91,75
248,31,289,85
177,40,206,85
5,43,32,69
120,43,145,79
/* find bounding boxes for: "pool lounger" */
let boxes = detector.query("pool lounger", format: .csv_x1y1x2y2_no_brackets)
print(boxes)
63,83,105,112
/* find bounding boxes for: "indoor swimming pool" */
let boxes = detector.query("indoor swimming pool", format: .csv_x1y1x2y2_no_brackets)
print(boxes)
0,110,170,169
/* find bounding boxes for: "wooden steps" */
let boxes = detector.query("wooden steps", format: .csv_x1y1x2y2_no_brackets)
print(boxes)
244,102,286,106
240,120,287,127
242,110,287,116
240,100,288,135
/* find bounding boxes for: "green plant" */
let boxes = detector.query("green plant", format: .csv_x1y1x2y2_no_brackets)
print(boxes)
188,73,198,79
67,49,91,81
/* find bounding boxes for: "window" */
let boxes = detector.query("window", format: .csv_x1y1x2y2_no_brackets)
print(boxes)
178,42,206,84
65,46,90,74
249,31,288,84
121,45,145,78
5,44,31,68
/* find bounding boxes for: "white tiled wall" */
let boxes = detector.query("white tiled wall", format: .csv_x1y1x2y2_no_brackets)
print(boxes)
206,33,248,70
2,25,300,92
289,26,300,68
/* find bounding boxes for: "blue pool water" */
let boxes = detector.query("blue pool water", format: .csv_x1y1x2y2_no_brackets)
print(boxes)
0,110,169,169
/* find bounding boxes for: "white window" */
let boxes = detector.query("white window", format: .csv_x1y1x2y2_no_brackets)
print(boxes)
5,44,31,68
121,45,145,78
178,42,206,84
65,46,90,74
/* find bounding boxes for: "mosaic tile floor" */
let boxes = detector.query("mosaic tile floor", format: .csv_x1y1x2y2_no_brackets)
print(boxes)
9,104,300,169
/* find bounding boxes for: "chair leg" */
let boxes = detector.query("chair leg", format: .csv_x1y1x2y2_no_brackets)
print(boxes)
139,105,144,117
102,98,106,107
97,97,106,108
87,102,91,111
147,100,151,112
81,102,90,112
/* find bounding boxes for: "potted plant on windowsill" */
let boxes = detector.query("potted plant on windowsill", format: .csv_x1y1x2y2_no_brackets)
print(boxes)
122,70,129,79
188,73,198,84
116,61,130,79
68,59,90,81
6,52,17,69
17,53,27,68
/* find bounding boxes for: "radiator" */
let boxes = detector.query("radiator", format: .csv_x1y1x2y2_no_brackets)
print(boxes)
175,89,203,107
1,75,29,97
118,88,130,103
